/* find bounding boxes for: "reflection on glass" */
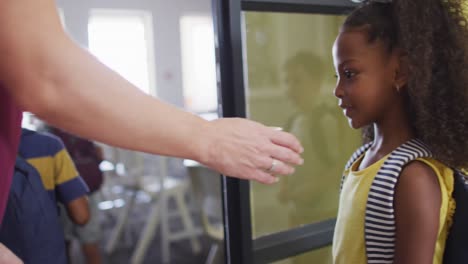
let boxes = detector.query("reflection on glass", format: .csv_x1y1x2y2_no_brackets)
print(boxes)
244,12,361,264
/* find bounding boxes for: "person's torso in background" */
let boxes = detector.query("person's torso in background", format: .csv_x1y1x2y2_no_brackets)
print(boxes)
49,128,103,193
19,129,89,207
284,105,343,220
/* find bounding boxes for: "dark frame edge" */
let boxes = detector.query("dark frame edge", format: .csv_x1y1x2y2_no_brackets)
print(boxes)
253,219,336,263
212,0,254,263
242,0,356,13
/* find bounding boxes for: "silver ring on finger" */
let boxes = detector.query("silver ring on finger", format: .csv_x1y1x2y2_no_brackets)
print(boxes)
267,159,278,173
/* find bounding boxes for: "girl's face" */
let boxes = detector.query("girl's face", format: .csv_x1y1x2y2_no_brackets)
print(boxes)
332,28,401,129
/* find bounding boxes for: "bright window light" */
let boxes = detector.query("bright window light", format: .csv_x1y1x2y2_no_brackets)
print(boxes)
180,16,218,113
88,10,156,95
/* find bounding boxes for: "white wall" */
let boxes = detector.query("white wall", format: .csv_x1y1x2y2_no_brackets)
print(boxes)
56,0,212,107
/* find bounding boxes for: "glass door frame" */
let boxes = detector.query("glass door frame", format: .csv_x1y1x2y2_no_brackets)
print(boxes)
212,0,357,263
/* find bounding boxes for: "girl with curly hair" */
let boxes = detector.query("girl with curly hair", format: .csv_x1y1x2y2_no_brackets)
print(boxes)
331,0,468,263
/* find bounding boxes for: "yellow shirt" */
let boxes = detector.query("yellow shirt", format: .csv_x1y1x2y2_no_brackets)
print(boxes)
332,154,454,264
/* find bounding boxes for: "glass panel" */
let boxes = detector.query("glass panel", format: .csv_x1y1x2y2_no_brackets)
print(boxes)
244,11,361,263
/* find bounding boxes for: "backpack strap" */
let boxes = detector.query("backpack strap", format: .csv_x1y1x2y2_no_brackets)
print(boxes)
365,139,432,263
340,142,372,191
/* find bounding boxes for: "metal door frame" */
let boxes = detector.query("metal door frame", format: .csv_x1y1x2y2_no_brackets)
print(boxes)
212,1,356,263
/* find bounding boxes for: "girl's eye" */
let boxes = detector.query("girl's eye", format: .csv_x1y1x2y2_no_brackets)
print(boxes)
343,70,356,79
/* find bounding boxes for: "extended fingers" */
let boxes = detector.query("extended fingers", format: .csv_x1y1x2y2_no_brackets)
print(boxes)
267,144,304,166
248,160,294,184
256,156,295,176
252,170,279,185
269,130,304,154
229,149,296,185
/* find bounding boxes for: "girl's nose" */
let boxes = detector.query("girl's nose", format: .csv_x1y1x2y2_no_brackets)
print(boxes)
334,84,344,99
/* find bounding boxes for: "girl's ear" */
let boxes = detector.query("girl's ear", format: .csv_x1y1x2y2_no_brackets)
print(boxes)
394,53,409,91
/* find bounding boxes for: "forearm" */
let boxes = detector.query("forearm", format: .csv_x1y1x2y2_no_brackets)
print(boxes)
0,0,208,161
30,45,207,160
66,197,90,226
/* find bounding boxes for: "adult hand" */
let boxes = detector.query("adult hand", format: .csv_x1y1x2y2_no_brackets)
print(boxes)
199,118,304,184
0,243,23,264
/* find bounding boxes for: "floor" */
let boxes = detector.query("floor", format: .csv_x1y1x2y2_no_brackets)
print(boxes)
69,157,224,264
69,191,222,264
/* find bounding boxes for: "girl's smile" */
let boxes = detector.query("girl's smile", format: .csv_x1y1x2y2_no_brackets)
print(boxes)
338,102,354,118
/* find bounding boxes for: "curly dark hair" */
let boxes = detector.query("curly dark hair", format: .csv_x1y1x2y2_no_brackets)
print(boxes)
343,0,468,168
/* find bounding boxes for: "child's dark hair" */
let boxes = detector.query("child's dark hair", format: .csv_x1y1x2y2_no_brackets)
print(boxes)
343,0,468,168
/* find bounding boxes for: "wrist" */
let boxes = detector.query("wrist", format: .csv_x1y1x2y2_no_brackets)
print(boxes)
189,118,215,165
